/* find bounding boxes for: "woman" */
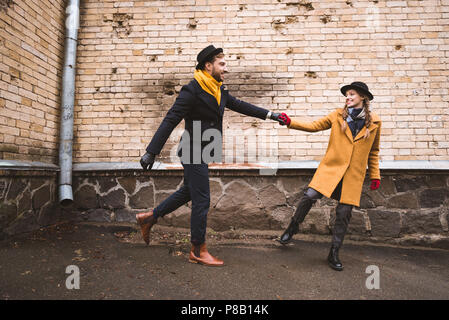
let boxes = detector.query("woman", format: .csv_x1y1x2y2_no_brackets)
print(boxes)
277,82,381,271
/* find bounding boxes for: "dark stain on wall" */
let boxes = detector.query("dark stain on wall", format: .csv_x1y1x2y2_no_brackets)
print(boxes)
271,16,298,32
305,71,317,78
0,0,14,13
320,14,332,24
163,80,177,96
104,13,133,38
285,1,314,11
188,18,197,30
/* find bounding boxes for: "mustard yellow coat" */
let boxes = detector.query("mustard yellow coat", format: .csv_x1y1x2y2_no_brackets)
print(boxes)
288,108,381,207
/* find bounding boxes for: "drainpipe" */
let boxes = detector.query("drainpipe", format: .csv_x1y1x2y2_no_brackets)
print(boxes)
59,0,80,206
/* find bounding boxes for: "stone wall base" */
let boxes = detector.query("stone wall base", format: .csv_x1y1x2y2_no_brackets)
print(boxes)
0,170,81,239
1,168,448,249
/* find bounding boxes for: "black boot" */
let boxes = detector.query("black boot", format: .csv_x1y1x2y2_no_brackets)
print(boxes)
327,245,343,271
327,203,352,270
279,189,320,245
279,218,299,245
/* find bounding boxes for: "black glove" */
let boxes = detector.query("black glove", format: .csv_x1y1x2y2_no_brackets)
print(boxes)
140,152,155,171
269,112,281,121
269,112,287,125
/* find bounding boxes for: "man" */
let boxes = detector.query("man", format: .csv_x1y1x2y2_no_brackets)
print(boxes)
136,45,286,266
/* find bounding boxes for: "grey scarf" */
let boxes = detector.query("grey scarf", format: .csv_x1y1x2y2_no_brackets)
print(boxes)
346,107,366,137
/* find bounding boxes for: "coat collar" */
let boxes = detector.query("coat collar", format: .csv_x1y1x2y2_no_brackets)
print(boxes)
218,86,227,115
192,79,227,116
336,108,380,142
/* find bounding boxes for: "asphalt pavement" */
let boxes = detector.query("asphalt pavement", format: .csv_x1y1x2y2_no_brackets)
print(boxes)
0,222,448,300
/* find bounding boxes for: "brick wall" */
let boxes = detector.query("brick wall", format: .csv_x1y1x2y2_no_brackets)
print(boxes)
2,0,449,164
73,0,449,164
0,0,66,163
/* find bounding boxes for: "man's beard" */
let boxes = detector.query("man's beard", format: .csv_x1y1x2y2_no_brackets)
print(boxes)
211,68,222,82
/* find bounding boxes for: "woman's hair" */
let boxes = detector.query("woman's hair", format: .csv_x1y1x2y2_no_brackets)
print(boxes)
341,93,372,139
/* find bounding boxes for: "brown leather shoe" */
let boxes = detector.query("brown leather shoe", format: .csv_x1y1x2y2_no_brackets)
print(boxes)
189,243,224,267
135,210,157,245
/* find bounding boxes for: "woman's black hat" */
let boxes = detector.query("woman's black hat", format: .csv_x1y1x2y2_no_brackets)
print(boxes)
340,81,374,100
196,45,223,70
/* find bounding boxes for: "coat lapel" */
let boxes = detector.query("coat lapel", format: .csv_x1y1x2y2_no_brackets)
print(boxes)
218,86,227,116
193,80,221,116
353,113,380,142
337,110,355,143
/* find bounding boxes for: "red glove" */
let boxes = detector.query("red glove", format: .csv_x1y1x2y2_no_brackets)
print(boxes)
370,179,380,190
278,113,291,126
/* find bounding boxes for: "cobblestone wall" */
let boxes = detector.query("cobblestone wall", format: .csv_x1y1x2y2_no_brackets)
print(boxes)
3,169,447,248
0,169,76,238
70,170,449,249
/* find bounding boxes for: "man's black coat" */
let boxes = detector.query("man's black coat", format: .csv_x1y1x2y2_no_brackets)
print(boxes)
146,79,269,164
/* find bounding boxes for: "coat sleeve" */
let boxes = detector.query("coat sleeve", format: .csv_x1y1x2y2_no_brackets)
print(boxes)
287,111,335,132
368,122,381,180
226,93,269,120
145,85,194,155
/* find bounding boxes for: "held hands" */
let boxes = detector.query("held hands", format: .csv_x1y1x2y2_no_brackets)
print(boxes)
370,179,380,190
140,152,156,171
270,112,291,126
278,113,291,126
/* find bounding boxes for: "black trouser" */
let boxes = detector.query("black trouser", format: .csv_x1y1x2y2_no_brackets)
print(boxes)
153,163,210,246
292,186,353,248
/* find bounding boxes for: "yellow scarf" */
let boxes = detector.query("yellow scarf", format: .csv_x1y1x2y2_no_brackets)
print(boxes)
194,69,222,105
